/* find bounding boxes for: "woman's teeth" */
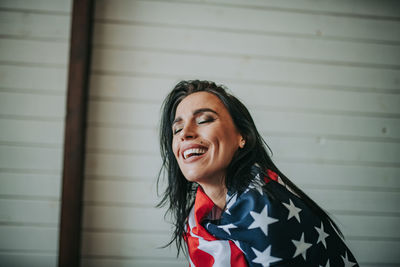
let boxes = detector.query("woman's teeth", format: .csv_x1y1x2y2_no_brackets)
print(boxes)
183,148,207,159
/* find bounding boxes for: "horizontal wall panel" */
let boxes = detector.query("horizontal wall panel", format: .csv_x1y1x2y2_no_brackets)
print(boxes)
86,127,159,153
87,101,159,127
85,148,400,180
86,101,400,141
83,180,158,206
81,231,178,258
0,146,62,171
0,199,59,225
265,136,400,165
0,173,61,198
81,258,186,267
95,0,400,42
0,65,67,92
89,75,400,115
93,23,400,67
0,39,68,65
0,118,64,144
0,253,56,267
82,205,400,239
85,125,400,164
88,74,174,101
88,78,400,140
86,159,400,190
0,226,57,251
85,153,161,178
305,188,400,214
91,48,400,91
336,214,400,239
180,0,400,18
81,231,399,264
0,11,70,40
0,0,71,13
87,99,400,139
83,179,399,214
348,239,400,264
251,111,400,140
85,152,400,190
0,92,65,118
82,206,170,232
278,162,400,189
235,85,400,115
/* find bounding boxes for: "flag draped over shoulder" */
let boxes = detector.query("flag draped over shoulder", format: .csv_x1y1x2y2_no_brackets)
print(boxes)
185,167,359,267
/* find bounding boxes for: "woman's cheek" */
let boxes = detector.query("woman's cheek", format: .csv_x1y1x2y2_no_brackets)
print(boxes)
172,140,179,159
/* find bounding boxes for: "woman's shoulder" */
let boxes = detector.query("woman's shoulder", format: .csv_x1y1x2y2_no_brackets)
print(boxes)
225,167,300,213
223,168,306,227
205,168,359,266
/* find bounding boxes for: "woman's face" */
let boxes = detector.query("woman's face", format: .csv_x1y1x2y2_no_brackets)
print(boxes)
172,92,243,185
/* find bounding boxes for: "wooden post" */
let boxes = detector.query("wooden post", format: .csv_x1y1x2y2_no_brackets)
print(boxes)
58,0,94,266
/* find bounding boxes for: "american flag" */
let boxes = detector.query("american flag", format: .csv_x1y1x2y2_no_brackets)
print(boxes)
185,167,359,267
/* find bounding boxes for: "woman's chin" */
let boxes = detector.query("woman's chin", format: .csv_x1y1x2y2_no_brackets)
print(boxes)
183,170,204,182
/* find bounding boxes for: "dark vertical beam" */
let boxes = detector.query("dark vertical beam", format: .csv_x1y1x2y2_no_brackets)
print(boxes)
58,0,94,266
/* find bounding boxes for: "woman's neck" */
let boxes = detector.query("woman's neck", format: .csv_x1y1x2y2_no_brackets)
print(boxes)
199,181,227,210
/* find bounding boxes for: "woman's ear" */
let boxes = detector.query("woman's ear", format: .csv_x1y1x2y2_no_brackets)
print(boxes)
239,136,246,149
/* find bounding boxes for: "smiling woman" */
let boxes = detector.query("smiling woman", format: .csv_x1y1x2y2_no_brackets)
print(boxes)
158,80,359,267
172,92,243,207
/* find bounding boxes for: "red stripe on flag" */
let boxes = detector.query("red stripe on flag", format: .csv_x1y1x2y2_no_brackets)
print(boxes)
229,240,248,267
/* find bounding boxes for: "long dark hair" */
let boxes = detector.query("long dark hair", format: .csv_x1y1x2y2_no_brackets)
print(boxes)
157,80,342,255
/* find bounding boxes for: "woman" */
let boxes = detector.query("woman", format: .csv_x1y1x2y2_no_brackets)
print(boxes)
158,80,358,267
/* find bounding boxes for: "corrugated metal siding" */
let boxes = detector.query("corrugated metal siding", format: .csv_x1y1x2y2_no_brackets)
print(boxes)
82,0,400,266
0,1,71,266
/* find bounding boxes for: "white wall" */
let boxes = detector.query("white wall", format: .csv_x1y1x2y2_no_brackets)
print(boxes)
82,0,400,266
0,0,71,266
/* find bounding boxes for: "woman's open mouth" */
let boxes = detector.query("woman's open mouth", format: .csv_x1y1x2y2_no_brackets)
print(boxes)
182,146,208,161
183,147,207,159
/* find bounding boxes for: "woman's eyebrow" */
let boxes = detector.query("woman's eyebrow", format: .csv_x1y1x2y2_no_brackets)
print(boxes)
193,108,218,116
172,117,182,126
173,108,218,126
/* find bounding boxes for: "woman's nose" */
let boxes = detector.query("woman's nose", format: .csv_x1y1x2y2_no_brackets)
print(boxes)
180,123,197,140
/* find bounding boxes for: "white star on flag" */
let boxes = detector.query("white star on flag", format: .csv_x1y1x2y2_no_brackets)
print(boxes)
292,233,312,260
283,199,302,223
315,221,329,248
251,245,281,267
218,223,237,235
342,251,357,267
249,206,279,236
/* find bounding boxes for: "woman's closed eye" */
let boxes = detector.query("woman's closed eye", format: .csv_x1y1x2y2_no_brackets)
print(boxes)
172,115,216,135
196,115,215,124
173,126,183,135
